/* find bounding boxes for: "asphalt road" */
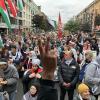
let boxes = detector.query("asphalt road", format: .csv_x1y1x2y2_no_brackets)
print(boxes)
16,79,70,100
16,79,24,100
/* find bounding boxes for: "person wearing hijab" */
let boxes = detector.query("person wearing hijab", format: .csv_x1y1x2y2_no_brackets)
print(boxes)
23,58,42,93
73,83,96,100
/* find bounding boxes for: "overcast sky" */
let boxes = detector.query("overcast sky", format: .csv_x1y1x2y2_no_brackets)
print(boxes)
33,0,94,23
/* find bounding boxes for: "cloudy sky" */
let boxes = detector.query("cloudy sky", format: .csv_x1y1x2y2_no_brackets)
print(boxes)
34,0,94,23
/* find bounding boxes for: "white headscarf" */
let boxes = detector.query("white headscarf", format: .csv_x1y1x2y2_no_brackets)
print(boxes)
32,59,40,66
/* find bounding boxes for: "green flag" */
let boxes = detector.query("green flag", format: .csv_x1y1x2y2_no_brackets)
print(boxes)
0,0,11,29
17,0,23,11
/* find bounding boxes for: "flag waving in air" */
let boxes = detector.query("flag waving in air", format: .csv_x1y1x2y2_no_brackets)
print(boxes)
7,0,17,17
14,0,18,14
58,12,63,39
0,0,11,28
17,0,23,11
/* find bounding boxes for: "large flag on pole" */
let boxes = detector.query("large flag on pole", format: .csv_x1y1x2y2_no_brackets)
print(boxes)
17,0,23,11
14,0,18,14
7,0,17,17
0,0,11,28
58,12,62,39
48,18,57,29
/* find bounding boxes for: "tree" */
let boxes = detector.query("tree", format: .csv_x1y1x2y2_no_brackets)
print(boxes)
80,22,91,32
32,14,54,32
41,19,54,31
95,14,100,26
32,14,43,29
64,19,80,33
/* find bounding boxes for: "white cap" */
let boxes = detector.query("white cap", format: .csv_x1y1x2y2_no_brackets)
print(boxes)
32,59,40,66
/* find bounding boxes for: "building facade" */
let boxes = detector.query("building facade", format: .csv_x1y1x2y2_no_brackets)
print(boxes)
75,0,100,32
22,0,41,32
0,0,41,34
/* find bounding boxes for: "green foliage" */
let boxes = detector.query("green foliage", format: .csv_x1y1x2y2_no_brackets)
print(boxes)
80,22,91,32
32,14,43,28
95,14,100,26
32,14,54,32
64,19,80,33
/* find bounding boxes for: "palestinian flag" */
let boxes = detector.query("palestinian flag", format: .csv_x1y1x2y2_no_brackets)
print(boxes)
0,0,11,28
17,0,23,11
7,0,17,17
14,0,18,13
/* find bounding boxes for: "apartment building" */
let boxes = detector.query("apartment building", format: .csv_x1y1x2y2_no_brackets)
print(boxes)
75,0,100,31
0,0,41,33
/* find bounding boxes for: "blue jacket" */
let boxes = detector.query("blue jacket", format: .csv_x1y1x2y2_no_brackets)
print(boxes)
79,62,89,82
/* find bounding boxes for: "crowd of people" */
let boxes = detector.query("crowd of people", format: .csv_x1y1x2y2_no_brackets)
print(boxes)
0,31,100,100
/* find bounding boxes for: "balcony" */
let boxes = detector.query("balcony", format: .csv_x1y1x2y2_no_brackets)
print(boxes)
19,20,23,26
18,11,22,17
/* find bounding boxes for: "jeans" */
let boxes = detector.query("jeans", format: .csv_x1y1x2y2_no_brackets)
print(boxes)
9,90,16,100
60,86,74,100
